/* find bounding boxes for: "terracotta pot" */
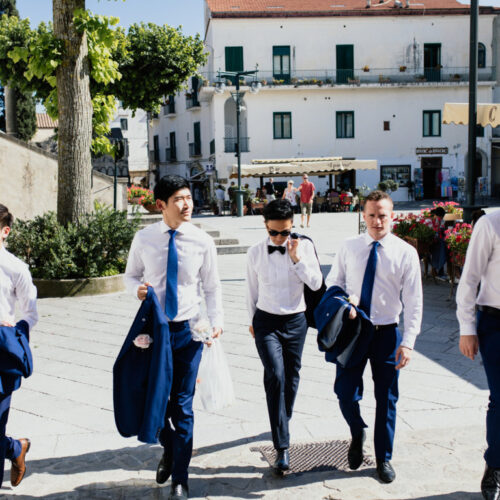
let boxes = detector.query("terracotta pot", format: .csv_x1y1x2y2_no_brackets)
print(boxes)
144,203,161,213
404,236,430,257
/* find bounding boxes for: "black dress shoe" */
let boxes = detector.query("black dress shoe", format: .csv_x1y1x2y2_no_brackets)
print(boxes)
169,482,189,500
376,460,396,483
347,430,365,470
156,451,173,484
273,449,290,473
481,466,500,500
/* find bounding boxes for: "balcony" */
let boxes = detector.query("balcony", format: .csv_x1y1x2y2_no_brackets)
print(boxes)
199,66,495,88
189,142,202,157
224,137,250,153
165,147,177,161
186,96,201,110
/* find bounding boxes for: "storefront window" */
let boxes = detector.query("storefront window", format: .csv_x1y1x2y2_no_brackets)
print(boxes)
380,165,411,187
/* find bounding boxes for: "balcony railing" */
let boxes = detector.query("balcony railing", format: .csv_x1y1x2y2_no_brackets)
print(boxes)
224,137,250,153
165,148,177,161
189,142,202,157
186,96,201,109
200,66,495,87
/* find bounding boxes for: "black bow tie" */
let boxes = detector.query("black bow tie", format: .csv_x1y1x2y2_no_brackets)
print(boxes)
268,245,286,255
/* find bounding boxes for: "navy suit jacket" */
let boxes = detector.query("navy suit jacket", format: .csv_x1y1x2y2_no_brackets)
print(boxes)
314,286,373,368
113,288,173,444
0,320,33,396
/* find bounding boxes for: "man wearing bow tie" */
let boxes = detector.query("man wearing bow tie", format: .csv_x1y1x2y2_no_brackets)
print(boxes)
246,199,323,473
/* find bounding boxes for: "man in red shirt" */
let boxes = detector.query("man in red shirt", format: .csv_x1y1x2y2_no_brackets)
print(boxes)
298,174,315,228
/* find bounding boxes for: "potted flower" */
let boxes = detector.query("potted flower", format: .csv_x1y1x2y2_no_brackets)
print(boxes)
392,213,435,256
139,190,161,213
128,185,149,205
399,65,407,72
362,65,370,72
445,222,472,267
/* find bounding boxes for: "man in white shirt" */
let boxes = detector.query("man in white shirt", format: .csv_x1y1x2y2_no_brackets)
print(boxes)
326,190,422,483
246,199,323,473
124,175,223,500
457,209,500,500
215,185,225,216
0,204,37,489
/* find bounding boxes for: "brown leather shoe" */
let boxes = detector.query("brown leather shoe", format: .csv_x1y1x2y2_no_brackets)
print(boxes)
11,438,30,487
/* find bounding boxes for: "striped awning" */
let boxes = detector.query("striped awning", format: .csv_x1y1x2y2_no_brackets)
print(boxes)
442,103,500,127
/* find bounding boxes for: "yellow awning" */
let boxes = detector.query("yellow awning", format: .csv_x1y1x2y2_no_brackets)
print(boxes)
443,103,500,127
229,158,377,178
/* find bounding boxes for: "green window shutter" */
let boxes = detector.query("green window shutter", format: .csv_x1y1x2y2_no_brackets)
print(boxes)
225,46,243,72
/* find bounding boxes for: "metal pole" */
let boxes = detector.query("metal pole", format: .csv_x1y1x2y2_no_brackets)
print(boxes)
464,0,478,222
235,75,244,217
113,154,118,210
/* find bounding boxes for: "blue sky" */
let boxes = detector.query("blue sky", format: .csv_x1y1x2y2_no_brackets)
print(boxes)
17,1,206,36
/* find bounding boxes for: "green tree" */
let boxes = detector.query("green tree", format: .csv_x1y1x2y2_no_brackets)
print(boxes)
0,2,206,224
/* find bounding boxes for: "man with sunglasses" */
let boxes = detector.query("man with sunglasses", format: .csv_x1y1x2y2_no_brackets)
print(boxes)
246,199,323,473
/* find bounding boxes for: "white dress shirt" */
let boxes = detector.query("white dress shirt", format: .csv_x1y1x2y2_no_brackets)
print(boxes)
246,237,323,321
124,221,223,329
456,210,500,336
0,246,38,330
326,232,422,349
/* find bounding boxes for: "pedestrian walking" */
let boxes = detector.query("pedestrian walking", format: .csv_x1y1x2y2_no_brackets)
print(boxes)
282,180,298,214
0,204,37,489
246,199,323,474
457,209,500,500
297,174,315,228
264,178,276,203
124,175,223,500
325,190,422,483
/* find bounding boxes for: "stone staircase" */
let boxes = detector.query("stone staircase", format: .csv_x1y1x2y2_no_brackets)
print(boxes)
130,213,249,255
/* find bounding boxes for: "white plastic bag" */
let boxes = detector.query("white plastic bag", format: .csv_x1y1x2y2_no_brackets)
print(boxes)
197,338,235,411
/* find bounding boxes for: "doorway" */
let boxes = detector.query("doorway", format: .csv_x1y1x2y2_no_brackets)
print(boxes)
336,170,356,191
424,44,441,82
336,45,354,84
421,156,442,198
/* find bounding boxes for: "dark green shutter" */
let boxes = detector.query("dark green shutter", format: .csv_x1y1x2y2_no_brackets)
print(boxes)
336,45,354,84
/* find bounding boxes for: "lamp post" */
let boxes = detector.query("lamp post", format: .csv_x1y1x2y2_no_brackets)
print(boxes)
215,68,259,217
464,0,479,222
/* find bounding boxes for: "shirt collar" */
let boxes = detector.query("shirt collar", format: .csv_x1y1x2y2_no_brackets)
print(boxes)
160,220,188,235
363,231,391,248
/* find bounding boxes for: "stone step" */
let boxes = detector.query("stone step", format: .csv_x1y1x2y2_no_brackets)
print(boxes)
216,245,249,255
213,238,239,246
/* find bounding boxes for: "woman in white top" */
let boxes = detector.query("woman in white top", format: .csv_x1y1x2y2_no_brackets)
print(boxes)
282,180,298,213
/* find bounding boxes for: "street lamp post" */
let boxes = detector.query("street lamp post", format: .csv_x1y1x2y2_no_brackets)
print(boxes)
216,68,259,217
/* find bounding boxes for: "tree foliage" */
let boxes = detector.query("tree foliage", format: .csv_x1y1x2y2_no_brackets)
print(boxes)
0,10,207,154
14,87,36,141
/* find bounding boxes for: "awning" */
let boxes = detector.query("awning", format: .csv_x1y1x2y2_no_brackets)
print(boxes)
442,103,500,127
229,157,377,178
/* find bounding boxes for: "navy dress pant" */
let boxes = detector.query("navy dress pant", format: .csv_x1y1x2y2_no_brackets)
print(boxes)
0,394,21,488
477,309,500,468
334,325,401,461
253,309,308,450
159,321,203,486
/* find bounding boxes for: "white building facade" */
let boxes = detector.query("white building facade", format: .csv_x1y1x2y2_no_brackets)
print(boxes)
149,0,500,202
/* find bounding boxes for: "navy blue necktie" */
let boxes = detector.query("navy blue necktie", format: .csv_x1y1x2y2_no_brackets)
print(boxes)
359,241,380,317
165,229,178,320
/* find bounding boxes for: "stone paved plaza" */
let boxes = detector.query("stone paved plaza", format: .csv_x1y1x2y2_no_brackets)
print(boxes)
1,211,497,499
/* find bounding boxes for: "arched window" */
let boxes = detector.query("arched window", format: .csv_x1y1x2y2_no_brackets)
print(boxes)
478,43,486,68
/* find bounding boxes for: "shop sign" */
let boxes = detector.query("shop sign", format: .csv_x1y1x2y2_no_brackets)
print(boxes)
416,147,448,155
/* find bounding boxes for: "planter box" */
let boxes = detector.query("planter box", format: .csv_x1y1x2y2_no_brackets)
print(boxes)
404,236,431,257
34,274,125,298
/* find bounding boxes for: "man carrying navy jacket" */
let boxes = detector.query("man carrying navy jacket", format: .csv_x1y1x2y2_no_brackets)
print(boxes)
125,175,223,500
326,190,422,483
0,204,37,488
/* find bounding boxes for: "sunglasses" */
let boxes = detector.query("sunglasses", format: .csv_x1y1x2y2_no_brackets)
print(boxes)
268,229,291,237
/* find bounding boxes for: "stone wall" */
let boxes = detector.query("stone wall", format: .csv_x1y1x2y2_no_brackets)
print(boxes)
0,133,127,220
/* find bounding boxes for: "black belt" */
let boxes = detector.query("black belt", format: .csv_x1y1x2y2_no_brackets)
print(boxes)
168,320,189,332
374,323,398,331
478,305,500,318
